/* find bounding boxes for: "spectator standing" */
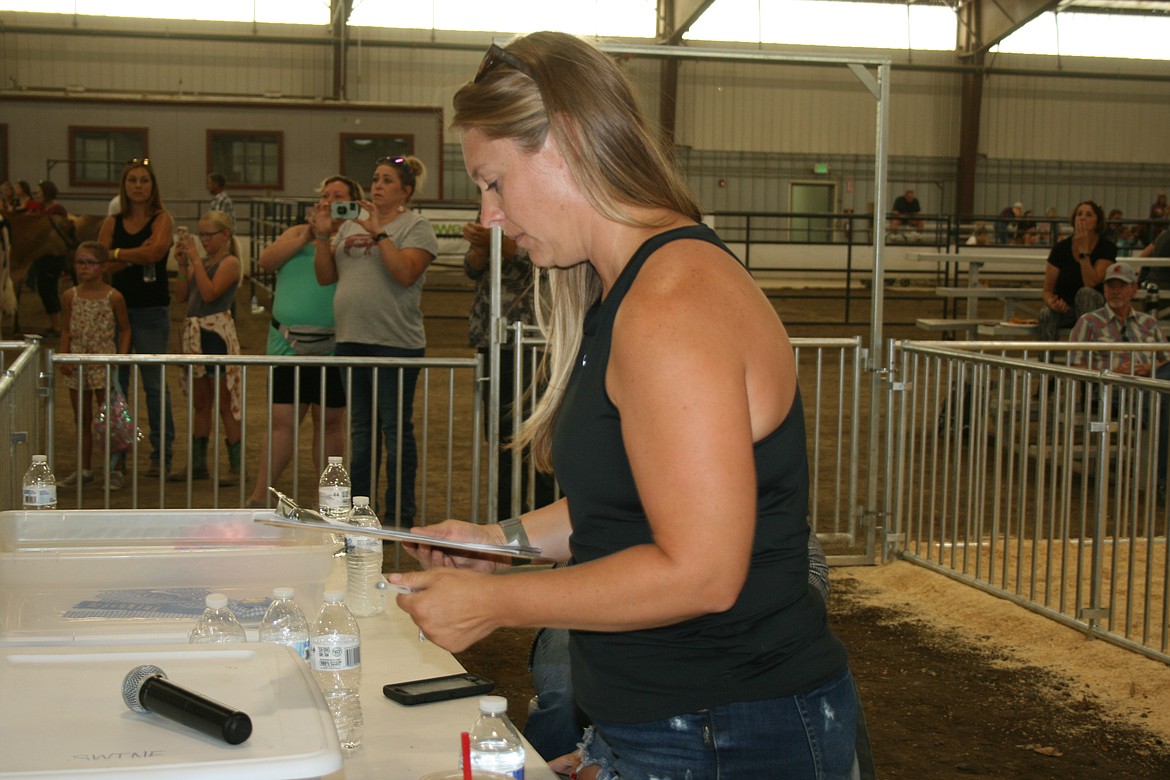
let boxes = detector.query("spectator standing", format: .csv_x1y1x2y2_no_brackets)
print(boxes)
996,201,1023,244
1150,191,1169,244
1037,200,1116,341
207,173,234,219
173,210,243,482
392,32,858,778
98,159,177,477
57,241,132,488
314,155,438,527
0,181,15,214
12,180,34,214
889,189,923,241
246,176,359,508
463,217,555,519
26,180,71,335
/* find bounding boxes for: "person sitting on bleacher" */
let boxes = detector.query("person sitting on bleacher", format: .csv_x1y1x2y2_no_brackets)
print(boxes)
1070,262,1170,377
1070,261,1170,492
1037,200,1116,341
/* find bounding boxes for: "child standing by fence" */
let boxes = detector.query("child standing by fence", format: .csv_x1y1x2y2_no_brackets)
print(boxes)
173,210,242,483
58,241,132,488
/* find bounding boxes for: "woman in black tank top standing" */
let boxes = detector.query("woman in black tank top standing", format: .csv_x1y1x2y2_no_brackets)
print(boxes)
98,160,176,477
392,32,859,779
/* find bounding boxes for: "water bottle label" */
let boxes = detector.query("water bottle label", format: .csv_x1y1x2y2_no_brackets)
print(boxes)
311,635,360,671
23,486,56,507
347,534,382,554
319,486,351,511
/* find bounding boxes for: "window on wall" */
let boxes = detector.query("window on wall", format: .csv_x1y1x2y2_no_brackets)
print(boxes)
341,134,413,183
208,131,283,190
69,126,148,186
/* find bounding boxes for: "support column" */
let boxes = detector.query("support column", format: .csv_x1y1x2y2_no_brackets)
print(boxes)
955,50,985,217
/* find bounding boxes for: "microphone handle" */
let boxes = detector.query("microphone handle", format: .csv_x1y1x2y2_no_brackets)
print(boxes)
139,676,253,745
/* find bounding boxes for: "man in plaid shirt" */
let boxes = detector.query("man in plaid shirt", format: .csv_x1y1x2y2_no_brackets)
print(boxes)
1071,261,1170,493
1070,262,1170,376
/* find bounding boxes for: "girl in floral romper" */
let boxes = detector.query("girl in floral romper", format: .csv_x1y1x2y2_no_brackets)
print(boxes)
59,241,132,488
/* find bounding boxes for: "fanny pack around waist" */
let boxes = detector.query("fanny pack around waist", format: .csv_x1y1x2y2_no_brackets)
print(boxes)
273,318,336,356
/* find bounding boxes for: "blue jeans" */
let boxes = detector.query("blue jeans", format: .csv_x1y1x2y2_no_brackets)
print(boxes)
336,343,422,526
581,668,859,780
118,305,175,463
525,628,586,761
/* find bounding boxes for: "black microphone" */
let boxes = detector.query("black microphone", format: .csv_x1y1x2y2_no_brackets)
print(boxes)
122,664,252,745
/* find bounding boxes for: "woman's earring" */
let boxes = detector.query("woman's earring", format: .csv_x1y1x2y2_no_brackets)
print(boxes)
398,204,406,213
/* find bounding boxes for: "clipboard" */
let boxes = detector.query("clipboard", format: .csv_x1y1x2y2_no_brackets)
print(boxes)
254,488,548,561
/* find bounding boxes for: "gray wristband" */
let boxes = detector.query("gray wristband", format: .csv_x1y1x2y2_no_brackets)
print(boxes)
499,516,529,547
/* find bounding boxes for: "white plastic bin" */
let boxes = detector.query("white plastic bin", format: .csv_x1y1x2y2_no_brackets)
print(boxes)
0,509,335,646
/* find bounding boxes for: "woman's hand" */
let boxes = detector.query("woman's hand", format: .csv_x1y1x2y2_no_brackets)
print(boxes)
308,202,334,239
395,519,510,573
390,567,500,653
352,199,380,235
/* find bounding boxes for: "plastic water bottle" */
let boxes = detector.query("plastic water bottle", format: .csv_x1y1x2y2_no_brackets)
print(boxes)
345,497,384,617
22,455,57,510
189,593,247,644
318,456,351,523
464,695,526,779
258,587,310,662
310,590,362,750
143,260,157,284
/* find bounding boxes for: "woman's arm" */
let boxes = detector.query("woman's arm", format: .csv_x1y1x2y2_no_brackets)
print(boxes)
116,212,174,267
375,240,434,288
1041,262,1067,312
259,224,314,272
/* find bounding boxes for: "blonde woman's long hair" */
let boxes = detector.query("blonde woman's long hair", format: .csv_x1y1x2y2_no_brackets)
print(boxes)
452,32,701,471
201,210,243,280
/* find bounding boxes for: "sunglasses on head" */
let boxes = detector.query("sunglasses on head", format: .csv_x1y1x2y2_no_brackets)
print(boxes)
475,43,537,84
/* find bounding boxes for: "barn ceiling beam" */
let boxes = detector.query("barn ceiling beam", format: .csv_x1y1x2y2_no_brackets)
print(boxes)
956,0,1061,57
657,0,719,45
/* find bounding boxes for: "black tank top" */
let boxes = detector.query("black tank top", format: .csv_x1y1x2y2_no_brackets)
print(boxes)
551,223,848,723
111,213,170,308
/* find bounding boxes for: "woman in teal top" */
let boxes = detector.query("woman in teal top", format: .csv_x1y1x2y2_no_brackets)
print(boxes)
246,176,361,507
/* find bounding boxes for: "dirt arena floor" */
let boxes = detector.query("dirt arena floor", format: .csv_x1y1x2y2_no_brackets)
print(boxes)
15,267,1170,777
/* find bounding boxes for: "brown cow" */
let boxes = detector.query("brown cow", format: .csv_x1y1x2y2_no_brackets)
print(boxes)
1,212,103,336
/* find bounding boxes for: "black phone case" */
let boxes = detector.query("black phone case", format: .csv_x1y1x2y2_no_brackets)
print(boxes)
382,672,495,706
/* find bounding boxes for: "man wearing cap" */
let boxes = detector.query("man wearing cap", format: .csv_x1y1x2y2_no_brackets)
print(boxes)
997,202,1024,245
1071,261,1170,492
1070,262,1169,375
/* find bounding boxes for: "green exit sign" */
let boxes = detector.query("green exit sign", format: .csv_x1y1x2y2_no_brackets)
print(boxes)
813,163,830,174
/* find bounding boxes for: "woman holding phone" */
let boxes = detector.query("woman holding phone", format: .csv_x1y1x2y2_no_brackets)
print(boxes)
314,156,437,527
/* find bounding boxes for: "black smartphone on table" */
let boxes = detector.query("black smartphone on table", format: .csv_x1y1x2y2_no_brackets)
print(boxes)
382,672,495,706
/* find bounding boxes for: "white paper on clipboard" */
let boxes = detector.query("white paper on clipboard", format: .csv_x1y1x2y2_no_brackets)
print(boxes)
254,513,548,561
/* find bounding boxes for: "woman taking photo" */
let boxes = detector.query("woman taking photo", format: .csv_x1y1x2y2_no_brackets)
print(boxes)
246,176,359,507
392,32,858,778
1037,200,1117,341
98,159,177,476
314,156,437,528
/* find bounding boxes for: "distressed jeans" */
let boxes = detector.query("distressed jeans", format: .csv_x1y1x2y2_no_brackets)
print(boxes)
581,668,859,780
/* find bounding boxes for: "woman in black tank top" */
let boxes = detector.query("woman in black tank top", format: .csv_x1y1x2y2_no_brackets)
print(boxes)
391,33,859,779
98,160,177,476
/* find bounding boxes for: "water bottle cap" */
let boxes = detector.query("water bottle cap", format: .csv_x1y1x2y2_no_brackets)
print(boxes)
353,496,370,506
272,586,295,600
478,695,508,714
206,593,229,609
324,590,345,603
32,455,46,463
328,456,342,464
